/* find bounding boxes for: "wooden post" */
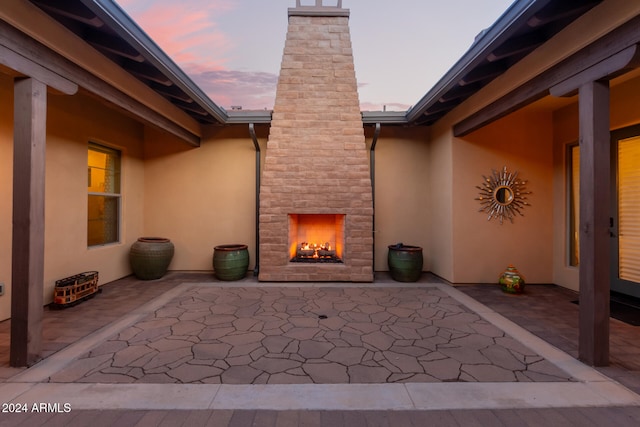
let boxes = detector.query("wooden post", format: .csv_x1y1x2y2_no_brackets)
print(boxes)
10,77,47,367
578,80,610,366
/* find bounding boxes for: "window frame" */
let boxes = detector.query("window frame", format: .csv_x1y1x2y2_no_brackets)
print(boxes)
87,142,122,247
566,142,580,267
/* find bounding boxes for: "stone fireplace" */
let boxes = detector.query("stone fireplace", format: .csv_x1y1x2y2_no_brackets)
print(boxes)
258,0,373,282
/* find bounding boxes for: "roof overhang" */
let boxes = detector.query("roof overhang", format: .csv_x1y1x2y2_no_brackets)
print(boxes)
25,0,603,128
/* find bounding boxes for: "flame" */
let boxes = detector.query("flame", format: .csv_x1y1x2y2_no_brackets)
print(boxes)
288,214,344,260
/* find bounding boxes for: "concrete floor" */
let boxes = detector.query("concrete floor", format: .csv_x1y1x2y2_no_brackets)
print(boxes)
1,272,640,426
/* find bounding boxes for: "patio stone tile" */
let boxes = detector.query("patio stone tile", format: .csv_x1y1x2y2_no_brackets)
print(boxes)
359,305,386,314
346,322,380,334
347,365,392,383
325,347,367,366
135,318,179,330
462,364,517,382
199,326,236,340
361,331,395,351
111,345,156,367
232,317,264,332
433,313,480,333
289,316,319,328
127,326,172,343
369,311,395,324
387,325,422,340
283,327,321,340
89,340,128,357
382,351,424,373
171,320,205,336
262,336,293,353
148,338,193,352
303,362,349,383
220,365,262,384
388,345,430,357
78,372,136,383
420,358,462,381
494,336,537,356
439,347,491,364
268,372,314,384
193,343,232,360
228,342,263,357
226,355,253,366
387,307,414,318
210,304,238,315
219,332,266,346
319,317,348,330
298,340,334,359
450,334,495,350
167,364,222,383
123,349,158,368
203,315,237,327
155,307,185,318
481,345,526,371
143,348,193,370
250,357,302,374
277,340,296,354
470,321,505,338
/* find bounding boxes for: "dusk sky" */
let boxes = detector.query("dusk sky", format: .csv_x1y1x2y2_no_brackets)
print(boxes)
116,0,514,111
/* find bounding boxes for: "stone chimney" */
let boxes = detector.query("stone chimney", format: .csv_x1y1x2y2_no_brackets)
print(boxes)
258,0,373,282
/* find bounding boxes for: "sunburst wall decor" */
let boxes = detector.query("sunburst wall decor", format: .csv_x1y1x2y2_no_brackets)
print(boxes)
475,166,531,224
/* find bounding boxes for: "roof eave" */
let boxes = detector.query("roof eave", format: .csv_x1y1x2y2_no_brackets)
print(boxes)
405,0,550,124
79,0,229,124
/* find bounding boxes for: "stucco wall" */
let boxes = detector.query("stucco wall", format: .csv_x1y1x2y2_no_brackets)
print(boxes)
452,109,554,284
0,77,146,321
366,126,430,272
142,125,260,272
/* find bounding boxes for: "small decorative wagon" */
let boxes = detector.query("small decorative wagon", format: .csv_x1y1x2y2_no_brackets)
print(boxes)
52,271,100,308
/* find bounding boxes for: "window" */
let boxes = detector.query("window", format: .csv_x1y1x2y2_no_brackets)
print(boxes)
88,143,121,246
568,143,580,266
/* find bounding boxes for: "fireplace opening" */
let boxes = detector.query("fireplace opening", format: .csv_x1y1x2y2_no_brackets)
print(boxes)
289,214,345,263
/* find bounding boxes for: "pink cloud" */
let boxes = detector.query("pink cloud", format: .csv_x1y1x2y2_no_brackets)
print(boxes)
117,0,234,67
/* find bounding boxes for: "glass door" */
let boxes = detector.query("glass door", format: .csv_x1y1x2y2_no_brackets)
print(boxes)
611,124,640,298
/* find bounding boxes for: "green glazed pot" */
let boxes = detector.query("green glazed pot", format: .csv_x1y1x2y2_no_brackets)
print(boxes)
130,237,174,280
388,244,423,282
213,244,249,281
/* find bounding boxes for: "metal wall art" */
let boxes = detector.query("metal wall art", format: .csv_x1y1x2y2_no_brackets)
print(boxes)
475,166,531,224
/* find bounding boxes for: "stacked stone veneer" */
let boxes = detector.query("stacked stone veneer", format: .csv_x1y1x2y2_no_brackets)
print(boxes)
258,5,373,282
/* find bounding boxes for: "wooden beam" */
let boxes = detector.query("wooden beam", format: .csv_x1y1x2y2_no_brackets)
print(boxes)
85,30,145,62
10,77,47,367
454,14,640,137
0,20,201,147
488,33,544,62
578,80,610,366
0,45,77,95
32,0,104,28
550,45,640,97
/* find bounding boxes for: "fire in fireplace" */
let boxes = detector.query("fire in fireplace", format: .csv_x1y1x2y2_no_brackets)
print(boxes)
292,241,342,263
288,214,344,263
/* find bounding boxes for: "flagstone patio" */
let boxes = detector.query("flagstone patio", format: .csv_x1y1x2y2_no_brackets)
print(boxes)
46,286,572,385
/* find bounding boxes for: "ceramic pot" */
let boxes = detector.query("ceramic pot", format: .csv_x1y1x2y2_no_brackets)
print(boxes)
388,243,423,282
213,244,249,281
129,237,174,280
499,264,525,294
